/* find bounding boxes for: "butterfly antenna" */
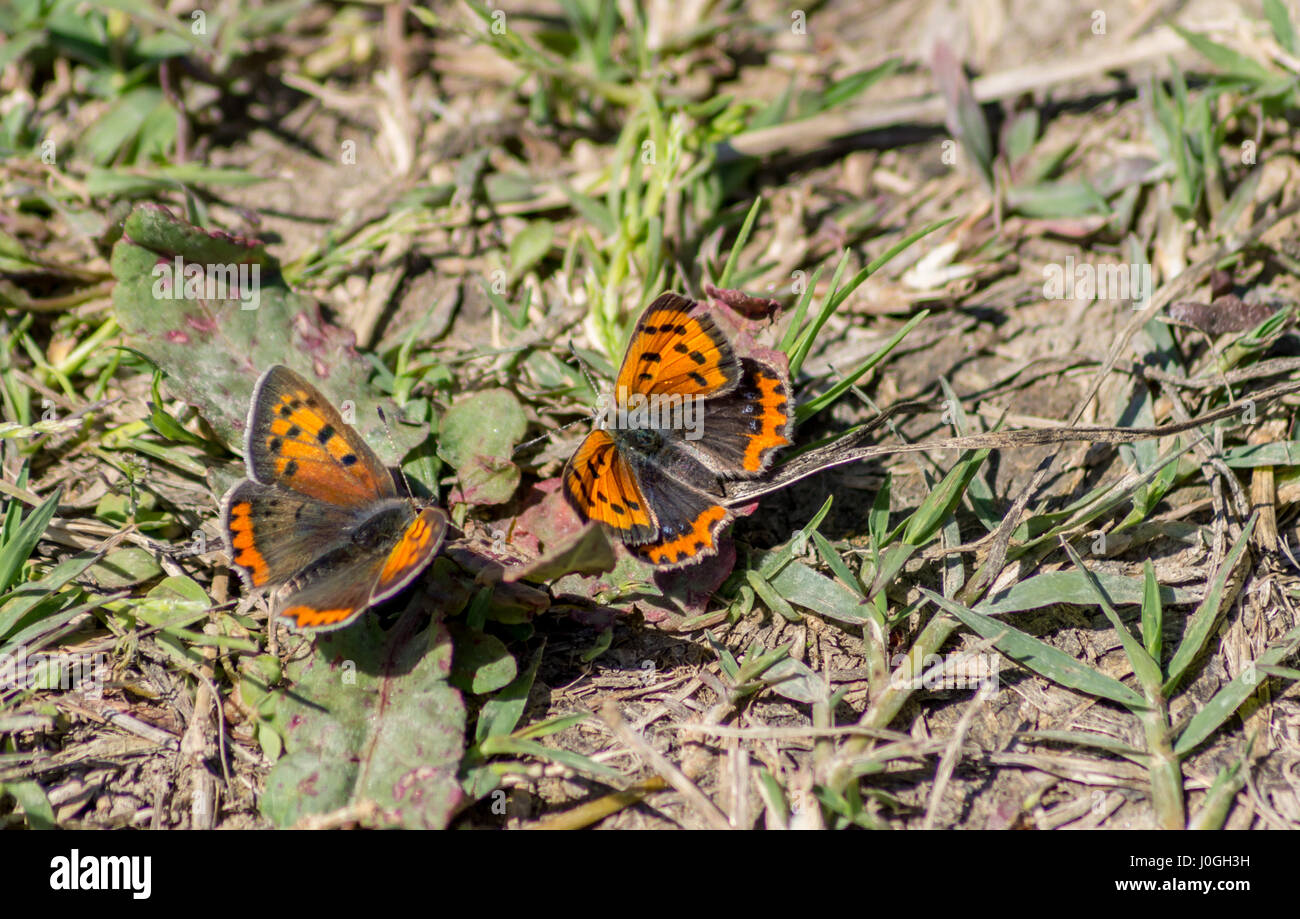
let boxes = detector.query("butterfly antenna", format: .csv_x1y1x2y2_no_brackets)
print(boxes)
567,341,603,395
509,342,607,458
375,405,419,500
511,416,592,456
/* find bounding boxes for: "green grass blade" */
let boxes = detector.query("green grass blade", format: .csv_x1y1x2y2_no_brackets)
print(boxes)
0,488,62,594
1140,560,1163,666
795,309,929,422
1174,624,1300,757
1163,514,1257,695
716,197,762,289
924,588,1148,709
1063,544,1163,696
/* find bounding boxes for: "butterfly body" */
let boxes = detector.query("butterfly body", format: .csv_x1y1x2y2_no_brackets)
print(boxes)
221,365,447,631
563,293,794,568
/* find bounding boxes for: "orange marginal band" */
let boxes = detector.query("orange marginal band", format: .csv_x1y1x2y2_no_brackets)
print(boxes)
742,365,793,473
634,504,728,566
226,500,270,586
280,605,360,629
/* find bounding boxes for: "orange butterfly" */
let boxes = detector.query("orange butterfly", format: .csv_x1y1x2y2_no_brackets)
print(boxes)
562,292,793,567
221,365,447,631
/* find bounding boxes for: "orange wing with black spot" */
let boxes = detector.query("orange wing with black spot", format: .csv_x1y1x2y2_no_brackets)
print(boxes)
220,479,358,590
562,430,657,543
614,293,740,399
686,358,794,477
626,473,732,568
273,507,448,632
244,365,395,507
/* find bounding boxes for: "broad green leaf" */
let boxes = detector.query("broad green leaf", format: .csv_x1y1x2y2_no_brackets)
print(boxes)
437,389,527,506
111,205,422,468
449,623,517,694
507,220,553,284
263,614,465,829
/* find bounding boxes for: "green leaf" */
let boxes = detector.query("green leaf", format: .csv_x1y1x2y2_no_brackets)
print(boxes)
1017,729,1148,762
761,557,871,624
980,569,1198,615
478,735,622,780
507,220,554,284
449,623,518,694
1141,560,1163,665
925,589,1147,709
1,779,55,829
437,389,527,506
111,205,420,466
747,569,801,622
1063,544,1163,695
795,310,930,421
1163,514,1256,694
1006,180,1109,218
87,547,163,589
1174,624,1300,757
1173,25,1277,83
762,654,830,704
1264,0,1297,54
0,489,62,594
476,644,544,743
263,615,465,829
0,549,100,640
717,197,762,289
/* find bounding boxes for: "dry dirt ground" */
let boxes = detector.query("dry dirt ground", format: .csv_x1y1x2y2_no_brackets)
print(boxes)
3,0,1300,830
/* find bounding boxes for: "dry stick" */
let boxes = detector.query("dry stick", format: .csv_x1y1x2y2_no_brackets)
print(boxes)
920,687,986,831
815,206,1300,793
958,196,1300,596
722,29,1187,160
599,699,732,830
525,776,669,830
724,377,1300,506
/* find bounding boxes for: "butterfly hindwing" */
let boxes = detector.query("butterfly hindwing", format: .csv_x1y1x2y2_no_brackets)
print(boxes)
275,546,389,631
372,507,449,603
274,505,446,631
615,293,740,399
245,365,395,507
627,468,731,568
682,358,794,477
221,480,356,589
562,430,657,542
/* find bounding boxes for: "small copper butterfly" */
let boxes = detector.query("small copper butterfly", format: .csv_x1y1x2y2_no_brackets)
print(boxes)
562,292,794,567
220,365,447,631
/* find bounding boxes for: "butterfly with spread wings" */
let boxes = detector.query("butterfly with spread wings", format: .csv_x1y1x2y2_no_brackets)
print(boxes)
563,292,793,567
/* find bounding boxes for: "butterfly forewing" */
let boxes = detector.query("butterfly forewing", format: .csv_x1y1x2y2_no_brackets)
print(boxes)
562,430,657,542
614,293,740,399
246,366,395,507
